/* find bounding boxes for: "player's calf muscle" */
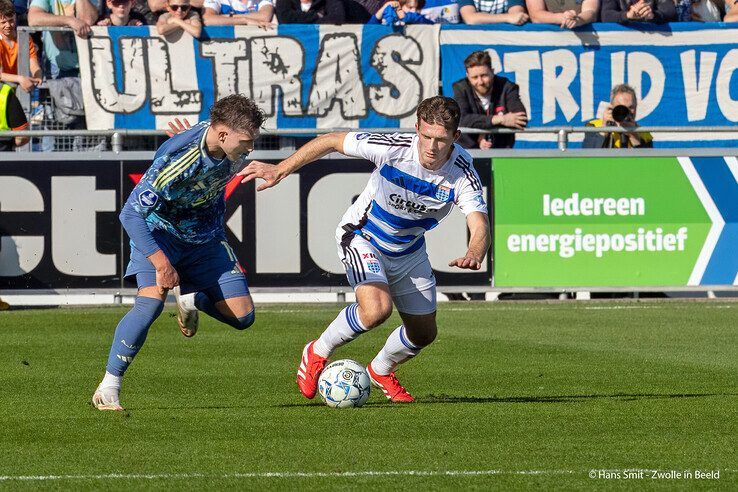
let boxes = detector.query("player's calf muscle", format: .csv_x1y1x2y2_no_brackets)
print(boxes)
402,313,438,347
406,323,437,347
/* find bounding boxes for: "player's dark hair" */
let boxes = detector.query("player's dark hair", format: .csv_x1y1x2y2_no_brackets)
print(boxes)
210,94,265,135
416,96,460,132
464,51,492,71
0,0,16,19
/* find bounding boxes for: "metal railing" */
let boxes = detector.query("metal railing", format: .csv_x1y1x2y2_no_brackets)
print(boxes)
1,126,738,153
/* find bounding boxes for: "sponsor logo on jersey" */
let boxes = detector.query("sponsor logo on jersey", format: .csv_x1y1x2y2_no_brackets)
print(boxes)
366,259,381,274
435,186,450,201
388,193,428,214
138,190,159,208
355,132,370,140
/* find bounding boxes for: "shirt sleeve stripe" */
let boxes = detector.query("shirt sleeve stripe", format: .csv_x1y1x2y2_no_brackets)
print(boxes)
154,150,200,190
153,146,200,189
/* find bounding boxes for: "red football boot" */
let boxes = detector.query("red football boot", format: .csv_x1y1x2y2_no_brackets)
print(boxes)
297,340,327,399
367,363,414,403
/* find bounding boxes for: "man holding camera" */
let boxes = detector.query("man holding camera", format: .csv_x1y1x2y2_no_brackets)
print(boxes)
583,84,653,149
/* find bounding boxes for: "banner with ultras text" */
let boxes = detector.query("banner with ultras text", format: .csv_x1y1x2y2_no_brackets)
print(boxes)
77,23,738,148
77,24,439,131
493,156,738,287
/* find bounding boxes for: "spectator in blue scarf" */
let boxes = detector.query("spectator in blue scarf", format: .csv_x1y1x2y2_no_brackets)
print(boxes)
368,0,433,24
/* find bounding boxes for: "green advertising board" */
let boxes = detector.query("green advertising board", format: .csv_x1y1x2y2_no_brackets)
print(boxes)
493,156,736,287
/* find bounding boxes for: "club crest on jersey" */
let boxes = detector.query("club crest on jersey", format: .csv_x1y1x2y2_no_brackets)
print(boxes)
366,259,381,274
138,190,158,208
435,186,451,201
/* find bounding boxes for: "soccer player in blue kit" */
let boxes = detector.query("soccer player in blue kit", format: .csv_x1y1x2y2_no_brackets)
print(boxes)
92,95,264,411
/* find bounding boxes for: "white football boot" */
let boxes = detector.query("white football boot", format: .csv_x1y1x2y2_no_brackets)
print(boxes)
173,286,199,337
92,385,123,411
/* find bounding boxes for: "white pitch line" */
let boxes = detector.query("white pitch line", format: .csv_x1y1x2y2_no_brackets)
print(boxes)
2,469,735,482
442,304,736,312
261,303,738,314
0,470,575,482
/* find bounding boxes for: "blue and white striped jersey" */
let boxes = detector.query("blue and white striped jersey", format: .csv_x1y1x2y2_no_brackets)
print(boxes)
338,132,488,257
125,121,248,245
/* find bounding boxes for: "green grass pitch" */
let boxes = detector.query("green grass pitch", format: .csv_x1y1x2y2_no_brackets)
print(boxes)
0,300,736,489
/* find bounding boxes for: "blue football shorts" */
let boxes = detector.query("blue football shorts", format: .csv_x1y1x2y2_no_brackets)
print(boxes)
125,229,250,302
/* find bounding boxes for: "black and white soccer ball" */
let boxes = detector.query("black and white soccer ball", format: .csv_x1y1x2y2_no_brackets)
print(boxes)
318,359,371,408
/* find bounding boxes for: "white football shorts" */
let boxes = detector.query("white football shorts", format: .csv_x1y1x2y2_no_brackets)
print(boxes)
337,234,436,315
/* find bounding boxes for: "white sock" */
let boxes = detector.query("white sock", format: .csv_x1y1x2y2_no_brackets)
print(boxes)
370,325,422,376
313,303,367,358
99,371,122,391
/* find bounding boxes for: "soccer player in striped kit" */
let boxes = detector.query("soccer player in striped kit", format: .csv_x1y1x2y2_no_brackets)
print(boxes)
92,95,263,411
240,96,491,402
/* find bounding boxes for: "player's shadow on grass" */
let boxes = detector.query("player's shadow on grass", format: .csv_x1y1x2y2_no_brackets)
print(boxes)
272,392,732,409
421,393,733,404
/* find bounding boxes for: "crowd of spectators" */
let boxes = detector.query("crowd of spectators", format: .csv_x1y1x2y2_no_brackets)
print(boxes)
0,0,734,152
1,0,736,42
0,0,735,84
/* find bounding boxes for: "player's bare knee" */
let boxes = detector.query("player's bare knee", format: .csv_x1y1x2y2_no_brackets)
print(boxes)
359,300,392,329
232,309,255,330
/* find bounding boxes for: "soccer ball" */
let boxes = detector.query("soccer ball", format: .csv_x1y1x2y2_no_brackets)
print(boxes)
317,359,371,408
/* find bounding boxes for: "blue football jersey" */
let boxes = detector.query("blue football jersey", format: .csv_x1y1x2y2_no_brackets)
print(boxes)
125,121,248,244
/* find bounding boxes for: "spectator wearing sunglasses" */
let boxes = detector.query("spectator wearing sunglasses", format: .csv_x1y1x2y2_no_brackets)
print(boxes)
97,0,146,25
157,0,202,37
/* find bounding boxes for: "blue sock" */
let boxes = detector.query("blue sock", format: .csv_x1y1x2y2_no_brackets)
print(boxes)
195,292,255,330
105,296,164,376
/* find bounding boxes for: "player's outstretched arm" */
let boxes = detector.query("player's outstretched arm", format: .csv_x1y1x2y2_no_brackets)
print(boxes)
448,211,491,270
238,132,348,191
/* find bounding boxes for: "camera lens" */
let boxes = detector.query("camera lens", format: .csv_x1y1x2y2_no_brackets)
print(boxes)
612,105,631,123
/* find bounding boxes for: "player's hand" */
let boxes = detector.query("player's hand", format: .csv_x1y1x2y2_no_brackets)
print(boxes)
166,118,191,137
448,255,483,270
155,263,180,294
238,161,286,191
